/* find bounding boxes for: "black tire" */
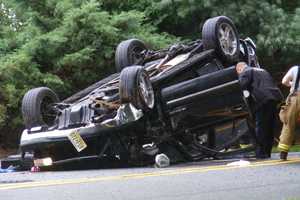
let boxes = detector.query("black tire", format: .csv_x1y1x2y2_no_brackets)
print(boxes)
115,39,147,72
22,87,59,129
119,66,154,110
202,16,240,64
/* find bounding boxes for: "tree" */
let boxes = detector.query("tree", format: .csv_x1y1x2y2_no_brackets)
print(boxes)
102,0,300,70
0,0,175,146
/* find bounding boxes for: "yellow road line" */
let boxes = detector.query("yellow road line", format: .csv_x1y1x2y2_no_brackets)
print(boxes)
1,157,300,190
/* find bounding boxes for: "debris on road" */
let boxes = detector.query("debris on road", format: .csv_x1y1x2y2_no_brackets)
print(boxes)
30,166,40,172
0,165,17,173
226,160,251,167
0,153,33,171
155,154,170,168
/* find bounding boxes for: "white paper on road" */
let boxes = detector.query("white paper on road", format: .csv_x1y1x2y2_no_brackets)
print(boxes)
226,160,251,167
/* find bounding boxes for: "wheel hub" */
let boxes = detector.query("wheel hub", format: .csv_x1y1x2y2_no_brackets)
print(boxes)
138,73,155,109
218,23,237,56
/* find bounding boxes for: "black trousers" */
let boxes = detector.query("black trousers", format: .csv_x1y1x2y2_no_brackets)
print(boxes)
255,101,277,157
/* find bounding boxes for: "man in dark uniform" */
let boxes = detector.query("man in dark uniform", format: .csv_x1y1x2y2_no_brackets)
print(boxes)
236,62,283,158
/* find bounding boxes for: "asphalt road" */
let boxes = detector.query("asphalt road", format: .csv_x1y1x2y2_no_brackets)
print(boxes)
1,153,300,200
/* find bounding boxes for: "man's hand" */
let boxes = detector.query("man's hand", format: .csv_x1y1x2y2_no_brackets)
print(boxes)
282,74,292,87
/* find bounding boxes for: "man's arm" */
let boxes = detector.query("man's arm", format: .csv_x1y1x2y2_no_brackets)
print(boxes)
282,68,294,87
239,69,252,90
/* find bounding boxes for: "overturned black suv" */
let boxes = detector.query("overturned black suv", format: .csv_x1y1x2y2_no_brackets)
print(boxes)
20,16,260,168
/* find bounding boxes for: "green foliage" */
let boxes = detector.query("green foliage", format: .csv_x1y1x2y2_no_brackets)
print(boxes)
0,0,175,146
102,0,300,70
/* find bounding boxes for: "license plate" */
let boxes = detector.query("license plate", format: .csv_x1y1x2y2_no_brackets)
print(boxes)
68,130,87,152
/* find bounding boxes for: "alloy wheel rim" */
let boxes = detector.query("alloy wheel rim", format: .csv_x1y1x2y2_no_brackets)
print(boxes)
138,72,155,109
218,23,238,56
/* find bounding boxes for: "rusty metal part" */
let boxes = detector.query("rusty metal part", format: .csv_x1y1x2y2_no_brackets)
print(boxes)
90,97,120,110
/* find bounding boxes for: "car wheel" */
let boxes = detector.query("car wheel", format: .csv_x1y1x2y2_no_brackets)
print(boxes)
115,39,147,72
119,66,155,110
22,87,59,129
202,16,240,64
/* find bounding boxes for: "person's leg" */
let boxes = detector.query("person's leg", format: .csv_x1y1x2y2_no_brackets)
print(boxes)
264,101,277,157
278,96,298,158
255,108,268,158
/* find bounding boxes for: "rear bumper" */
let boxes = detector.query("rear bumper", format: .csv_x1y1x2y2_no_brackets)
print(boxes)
20,120,140,151
20,103,145,151
20,124,103,150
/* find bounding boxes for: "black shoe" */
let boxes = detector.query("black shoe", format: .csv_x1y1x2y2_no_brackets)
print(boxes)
280,151,288,161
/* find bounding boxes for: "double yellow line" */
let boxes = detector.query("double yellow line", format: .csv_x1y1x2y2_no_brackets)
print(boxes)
1,157,300,190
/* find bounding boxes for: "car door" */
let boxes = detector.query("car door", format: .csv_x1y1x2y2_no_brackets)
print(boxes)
160,65,247,129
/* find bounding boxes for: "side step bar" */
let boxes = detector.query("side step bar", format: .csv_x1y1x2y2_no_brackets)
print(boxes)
166,80,240,109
